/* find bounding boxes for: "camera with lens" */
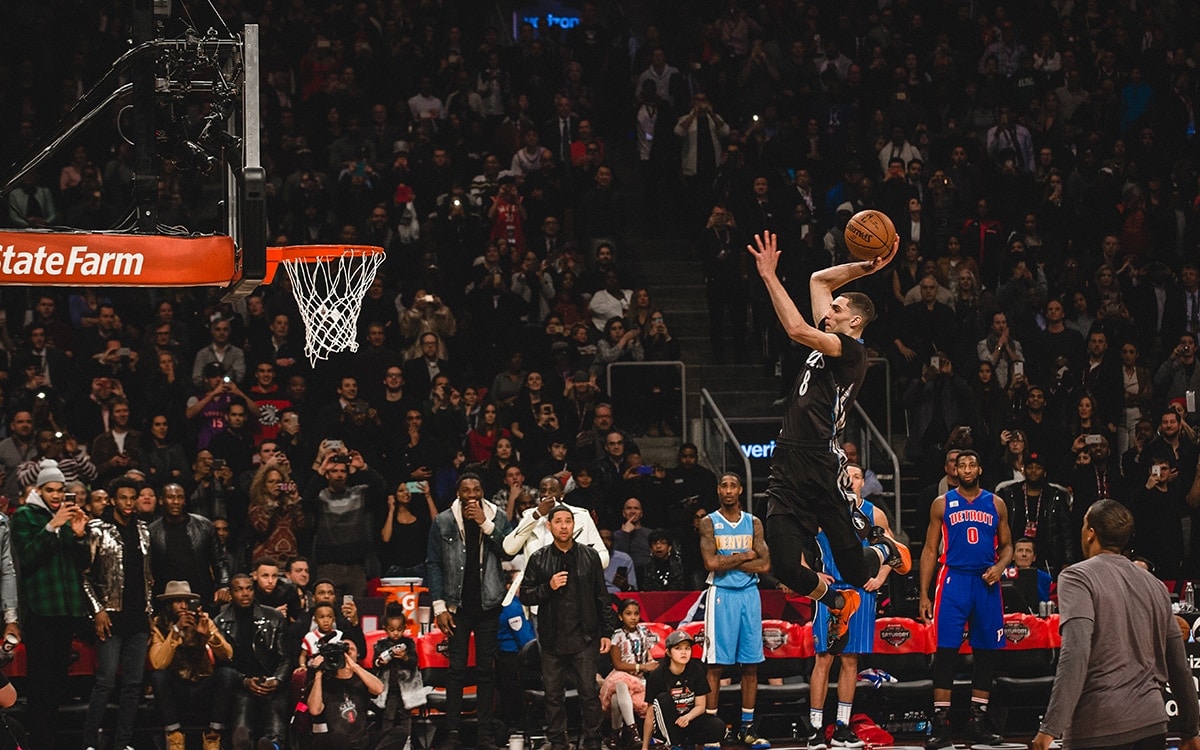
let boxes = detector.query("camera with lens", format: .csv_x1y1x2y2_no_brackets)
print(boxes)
317,640,350,673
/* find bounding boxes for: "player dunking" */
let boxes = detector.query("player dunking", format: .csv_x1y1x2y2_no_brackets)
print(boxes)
748,231,910,655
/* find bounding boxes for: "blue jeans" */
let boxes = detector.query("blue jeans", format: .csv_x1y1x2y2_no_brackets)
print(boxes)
83,628,149,748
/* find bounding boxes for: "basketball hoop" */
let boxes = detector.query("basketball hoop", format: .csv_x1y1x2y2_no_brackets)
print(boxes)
267,245,386,366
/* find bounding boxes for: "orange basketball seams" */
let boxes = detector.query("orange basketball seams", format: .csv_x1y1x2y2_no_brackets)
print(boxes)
844,210,896,261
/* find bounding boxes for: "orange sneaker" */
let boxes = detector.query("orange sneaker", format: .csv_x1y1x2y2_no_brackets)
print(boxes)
869,526,912,575
826,589,860,655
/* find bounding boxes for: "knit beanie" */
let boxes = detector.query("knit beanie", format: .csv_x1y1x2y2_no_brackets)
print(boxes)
35,459,67,487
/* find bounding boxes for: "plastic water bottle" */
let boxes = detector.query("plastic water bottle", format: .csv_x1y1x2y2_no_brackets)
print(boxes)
1186,582,1195,610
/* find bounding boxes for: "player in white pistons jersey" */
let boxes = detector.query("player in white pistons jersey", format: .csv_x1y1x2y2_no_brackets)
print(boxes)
700,473,771,749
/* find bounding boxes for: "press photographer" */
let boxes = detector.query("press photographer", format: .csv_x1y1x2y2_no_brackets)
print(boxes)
308,639,388,750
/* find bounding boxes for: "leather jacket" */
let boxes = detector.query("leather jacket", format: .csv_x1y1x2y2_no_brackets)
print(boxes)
81,513,153,616
214,602,291,682
426,499,510,614
999,481,1075,575
148,513,230,598
520,541,616,651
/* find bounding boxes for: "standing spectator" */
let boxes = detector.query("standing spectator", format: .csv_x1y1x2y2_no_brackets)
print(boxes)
249,464,308,564
148,483,231,606
426,473,510,750
675,93,730,211
997,455,1073,576
148,581,232,750
700,473,771,747
664,443,718,528
380,480,436,578
614,497,652,569
208,402,256,478
187,363,257,450
520,505,617,750
1127,458,1188,579
12,460,88,750
141,414,190,490
80,476,153,750
976,311,1024,390
699,204,748,362
0,410,37,499
1032,500,1200,750
1154,333,1200,407
305,452,385,598
191,316,247,388
15,428,97,489
213,574,292,750
91,397,144,484
504,476,608,571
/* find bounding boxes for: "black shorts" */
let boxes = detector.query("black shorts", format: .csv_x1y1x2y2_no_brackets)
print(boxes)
764,443,861,553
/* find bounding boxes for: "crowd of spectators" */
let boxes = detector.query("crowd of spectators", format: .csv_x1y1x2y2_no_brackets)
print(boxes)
2,0,1200,745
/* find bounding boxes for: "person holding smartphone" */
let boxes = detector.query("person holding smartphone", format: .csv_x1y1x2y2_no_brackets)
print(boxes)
148,580,233,750
380,480,436,579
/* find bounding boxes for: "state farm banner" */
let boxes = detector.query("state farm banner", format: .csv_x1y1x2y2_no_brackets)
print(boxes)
0,232,237,287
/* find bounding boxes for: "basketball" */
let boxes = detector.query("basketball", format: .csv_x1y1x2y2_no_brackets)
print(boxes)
844,209,897,261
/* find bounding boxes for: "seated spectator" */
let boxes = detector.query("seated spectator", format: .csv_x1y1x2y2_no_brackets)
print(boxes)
299,601,343,668
187,363,257,450
148,581,232,750
615,497,652,570
1001,539,1053,602
252,556,302,623
639,529,688,591
977,311,1024,390
247,361,292,441
601,528,638,594
307,639,384,750
213,574,291,750
588,272,634,332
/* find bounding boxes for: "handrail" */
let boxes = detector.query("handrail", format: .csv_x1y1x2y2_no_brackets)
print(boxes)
866,356,892,446
605,360,687,442
853,400,904,541
698,388,754,513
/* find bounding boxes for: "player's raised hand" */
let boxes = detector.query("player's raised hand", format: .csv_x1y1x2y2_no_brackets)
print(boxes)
747,232,780,278
859,234,899,275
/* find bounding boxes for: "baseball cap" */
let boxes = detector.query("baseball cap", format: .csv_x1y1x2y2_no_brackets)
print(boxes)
664,630,695,649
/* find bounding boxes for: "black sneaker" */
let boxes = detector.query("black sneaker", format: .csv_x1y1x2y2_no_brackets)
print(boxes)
807,728,829,750
966,705,1003,746
439,732,464,750
868,526,912,574
925,718,954,750
830,723,864,748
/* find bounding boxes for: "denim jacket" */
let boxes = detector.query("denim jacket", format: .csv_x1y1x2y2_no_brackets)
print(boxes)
426,498,510,615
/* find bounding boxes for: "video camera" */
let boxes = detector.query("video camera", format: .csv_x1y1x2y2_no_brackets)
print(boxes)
317,639,350,673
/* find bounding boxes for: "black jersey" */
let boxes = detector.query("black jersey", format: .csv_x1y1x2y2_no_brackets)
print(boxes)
779,332,867,447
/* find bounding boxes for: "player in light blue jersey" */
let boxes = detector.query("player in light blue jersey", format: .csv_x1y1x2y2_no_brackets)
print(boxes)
700,473,771,749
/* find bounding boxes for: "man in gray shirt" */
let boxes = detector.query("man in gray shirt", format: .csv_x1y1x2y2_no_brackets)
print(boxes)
1034,499,1200,750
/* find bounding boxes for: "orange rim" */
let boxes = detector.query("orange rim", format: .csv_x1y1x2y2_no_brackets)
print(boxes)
264,244,385,284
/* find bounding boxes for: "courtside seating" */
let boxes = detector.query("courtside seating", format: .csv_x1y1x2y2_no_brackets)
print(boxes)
990,613,1058,733
415,628,477,719
644,621,674,660
362,629,387,667
755,621,815,736
856,618,933,716
518,639,580,742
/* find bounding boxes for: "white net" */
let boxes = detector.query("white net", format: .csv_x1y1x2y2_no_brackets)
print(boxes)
281,247,386,366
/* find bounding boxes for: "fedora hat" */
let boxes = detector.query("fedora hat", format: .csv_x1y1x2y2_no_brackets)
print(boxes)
157,580,201,602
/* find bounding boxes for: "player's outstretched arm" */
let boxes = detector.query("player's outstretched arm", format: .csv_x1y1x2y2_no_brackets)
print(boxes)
747,232,843,357
918,496,945,623
809,235,899,324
